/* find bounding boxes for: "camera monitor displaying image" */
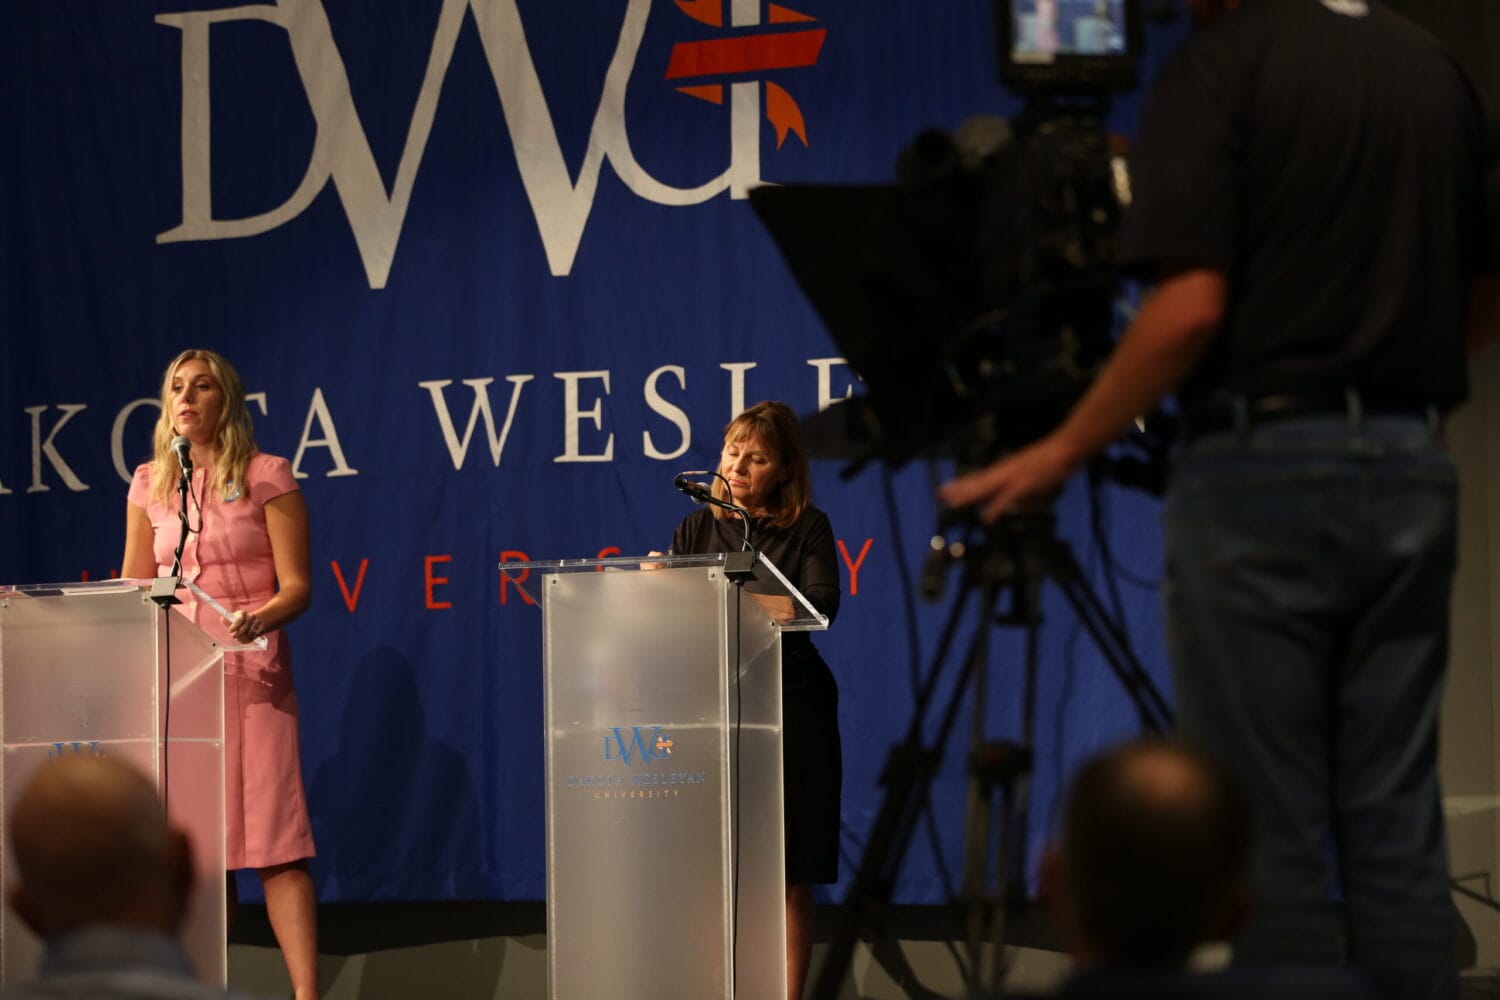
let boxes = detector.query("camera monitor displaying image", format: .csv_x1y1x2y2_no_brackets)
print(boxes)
998,0,1141,93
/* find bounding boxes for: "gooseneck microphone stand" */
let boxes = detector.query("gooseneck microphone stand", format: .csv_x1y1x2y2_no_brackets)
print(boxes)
171,463,192,572
148,459,194,609
671,469,761,998
147,453,196,815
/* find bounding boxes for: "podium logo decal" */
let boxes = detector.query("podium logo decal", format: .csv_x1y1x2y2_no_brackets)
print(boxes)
603,726,673,766
561,726,706,799
47,741,104,762
563,767,707,795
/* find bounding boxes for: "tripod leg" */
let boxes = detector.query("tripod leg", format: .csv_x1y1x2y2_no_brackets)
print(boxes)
994,575,1044,988
960,580,1000,993
809,581,1001,1000
1047,542,1174,733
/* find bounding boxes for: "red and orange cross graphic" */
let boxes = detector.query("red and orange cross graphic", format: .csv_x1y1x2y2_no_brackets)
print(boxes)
665,0,827,149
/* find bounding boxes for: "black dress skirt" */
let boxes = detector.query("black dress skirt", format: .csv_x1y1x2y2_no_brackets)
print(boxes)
671,506,843,884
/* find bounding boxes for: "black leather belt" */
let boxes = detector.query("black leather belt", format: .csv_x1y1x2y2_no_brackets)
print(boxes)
1182,391,1436,440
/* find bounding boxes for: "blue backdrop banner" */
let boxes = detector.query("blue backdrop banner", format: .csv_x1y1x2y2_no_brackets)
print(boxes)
1,0,1188,903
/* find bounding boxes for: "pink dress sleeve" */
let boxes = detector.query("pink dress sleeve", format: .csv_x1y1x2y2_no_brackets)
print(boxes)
127,463,182,573
250,454,298,505
127,462,154,510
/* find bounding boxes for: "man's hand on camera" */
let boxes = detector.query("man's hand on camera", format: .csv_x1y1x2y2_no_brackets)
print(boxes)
940,269,1227,524
938,434,1081,524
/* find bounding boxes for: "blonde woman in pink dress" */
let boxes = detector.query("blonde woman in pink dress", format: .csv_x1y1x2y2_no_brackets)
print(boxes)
121,349,318,1000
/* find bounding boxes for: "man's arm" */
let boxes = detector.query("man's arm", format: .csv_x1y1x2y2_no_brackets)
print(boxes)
939,267,1226,522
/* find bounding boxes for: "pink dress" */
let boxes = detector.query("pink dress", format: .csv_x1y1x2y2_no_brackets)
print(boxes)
129,453,316,870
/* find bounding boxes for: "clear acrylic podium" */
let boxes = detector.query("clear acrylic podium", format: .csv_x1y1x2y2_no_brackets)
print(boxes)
503,552,827,1000
0,580,226,985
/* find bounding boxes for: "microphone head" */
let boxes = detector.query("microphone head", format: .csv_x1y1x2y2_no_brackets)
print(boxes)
171,435,193,470
673,473,714,505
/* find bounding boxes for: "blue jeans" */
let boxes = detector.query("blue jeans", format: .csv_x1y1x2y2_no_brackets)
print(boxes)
1164,413,1458,1000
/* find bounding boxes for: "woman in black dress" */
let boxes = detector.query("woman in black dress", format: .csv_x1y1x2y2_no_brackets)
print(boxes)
667,400,841,1000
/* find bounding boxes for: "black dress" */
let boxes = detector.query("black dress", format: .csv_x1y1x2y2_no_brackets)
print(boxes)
671,506,842,885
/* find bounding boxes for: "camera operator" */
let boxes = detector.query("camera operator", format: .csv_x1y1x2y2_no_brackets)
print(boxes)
941,1,1499,997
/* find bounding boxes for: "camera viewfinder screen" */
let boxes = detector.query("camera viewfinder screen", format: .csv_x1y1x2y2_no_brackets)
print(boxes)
1011,0,1127,62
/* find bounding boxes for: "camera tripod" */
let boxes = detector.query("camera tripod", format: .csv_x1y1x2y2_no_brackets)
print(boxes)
809,506,1172,1000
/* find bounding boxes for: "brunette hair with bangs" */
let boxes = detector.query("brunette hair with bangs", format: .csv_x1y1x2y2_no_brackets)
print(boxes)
711,400,812,529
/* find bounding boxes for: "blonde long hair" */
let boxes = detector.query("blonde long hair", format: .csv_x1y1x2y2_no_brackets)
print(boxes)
147,349,257,503
711,400,812,529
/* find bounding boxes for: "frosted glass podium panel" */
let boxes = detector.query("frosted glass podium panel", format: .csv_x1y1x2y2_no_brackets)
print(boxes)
508,553,824,1000
0,580,226,986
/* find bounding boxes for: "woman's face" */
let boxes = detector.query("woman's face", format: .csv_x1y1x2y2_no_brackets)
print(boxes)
718,432,785,516
168,358,224,446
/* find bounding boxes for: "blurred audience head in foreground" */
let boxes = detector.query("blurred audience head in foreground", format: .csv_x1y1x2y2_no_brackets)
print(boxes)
1048,738,1252,971
8,755,193,940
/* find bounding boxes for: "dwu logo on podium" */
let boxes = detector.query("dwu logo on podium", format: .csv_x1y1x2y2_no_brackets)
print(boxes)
564,728,703,799
603,726,674,767
47,741,104,762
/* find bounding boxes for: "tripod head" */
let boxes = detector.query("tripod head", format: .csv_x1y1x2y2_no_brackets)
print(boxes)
923,502,1063,609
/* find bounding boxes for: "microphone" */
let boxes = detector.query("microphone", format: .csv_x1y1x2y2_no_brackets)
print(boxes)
171,436,193,476
672,470,754,552
169,435,195,577
673,472,716,506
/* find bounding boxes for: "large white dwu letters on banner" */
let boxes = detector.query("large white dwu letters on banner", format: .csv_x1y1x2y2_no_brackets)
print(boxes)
155,0,767,285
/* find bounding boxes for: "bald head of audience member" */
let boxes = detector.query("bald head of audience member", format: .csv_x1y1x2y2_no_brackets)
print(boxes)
8,756,193,940
1050,739,1252,971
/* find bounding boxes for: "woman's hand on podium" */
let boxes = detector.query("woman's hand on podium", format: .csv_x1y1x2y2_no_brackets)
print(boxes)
228,609,268,643
748,592,796,624
641,550,668,571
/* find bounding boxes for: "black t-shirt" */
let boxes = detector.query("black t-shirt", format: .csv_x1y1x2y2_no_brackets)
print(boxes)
670,506,840,694
1120,0,1499,411
669,506,840,622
